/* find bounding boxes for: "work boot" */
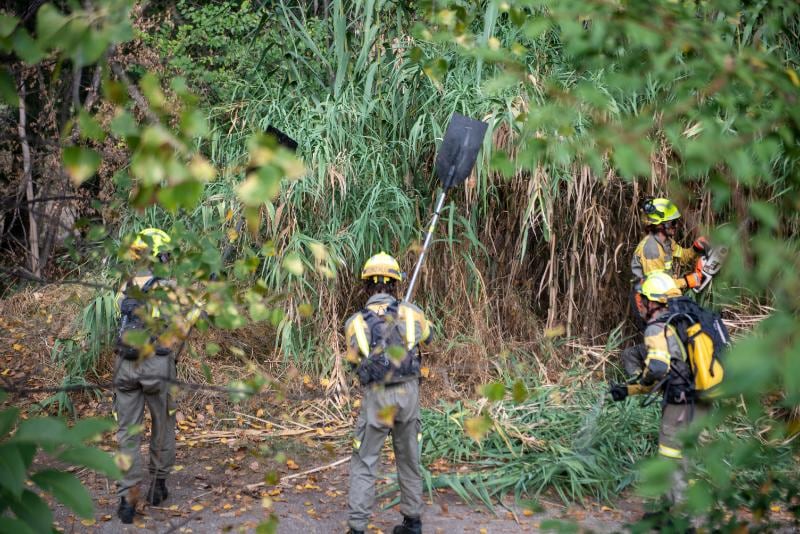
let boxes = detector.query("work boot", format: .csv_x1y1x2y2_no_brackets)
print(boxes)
640,510,695,533
392,515,422,534
147,478,169,506
117,497,135,524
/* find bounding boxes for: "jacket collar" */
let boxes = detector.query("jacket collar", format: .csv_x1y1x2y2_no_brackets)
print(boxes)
365,292,396,308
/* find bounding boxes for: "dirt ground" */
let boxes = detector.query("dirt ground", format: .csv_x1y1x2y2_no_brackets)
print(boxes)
50,436,642,534
0,304,638,534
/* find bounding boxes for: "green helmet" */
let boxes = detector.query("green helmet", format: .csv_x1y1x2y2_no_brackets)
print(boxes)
640,272,681,304
641,197,681,226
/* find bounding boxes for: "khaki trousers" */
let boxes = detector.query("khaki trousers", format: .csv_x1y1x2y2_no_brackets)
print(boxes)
114,354,177,498
348,379,422,531
659,402,709,506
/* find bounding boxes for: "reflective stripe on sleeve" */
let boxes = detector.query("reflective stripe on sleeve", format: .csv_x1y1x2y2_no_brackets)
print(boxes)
404,307,416,349
646,349,671,364
658,444,683,459
353,314,369,356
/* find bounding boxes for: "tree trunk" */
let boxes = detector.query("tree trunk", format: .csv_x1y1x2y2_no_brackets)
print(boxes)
17,80,41,277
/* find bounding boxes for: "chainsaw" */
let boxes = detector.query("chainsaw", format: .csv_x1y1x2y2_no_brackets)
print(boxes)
693,245,728,293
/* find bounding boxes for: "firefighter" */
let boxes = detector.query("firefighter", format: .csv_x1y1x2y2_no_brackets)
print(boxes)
611,272,710,517
114,228,179,524
624,197,709,377
345,252,432,534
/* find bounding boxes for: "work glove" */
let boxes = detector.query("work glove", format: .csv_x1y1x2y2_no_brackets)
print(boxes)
609,383,629,402
685,257,706,288
684,271,704,289
692,236,710,255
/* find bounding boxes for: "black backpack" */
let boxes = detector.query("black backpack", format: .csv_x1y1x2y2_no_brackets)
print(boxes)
355,300,420,386
115,277,170,360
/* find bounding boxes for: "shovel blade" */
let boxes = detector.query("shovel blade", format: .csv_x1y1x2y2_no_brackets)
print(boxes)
435,113,489,189
266,125,298,151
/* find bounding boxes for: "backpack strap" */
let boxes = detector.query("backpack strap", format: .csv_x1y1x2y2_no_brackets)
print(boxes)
351,313,370,356
141,276,161,292
403,305,416,350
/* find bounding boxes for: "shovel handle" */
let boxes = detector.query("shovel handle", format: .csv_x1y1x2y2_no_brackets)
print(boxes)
404,190,448,302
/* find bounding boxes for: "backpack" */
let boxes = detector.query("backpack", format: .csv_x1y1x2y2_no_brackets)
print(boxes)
115,277,169,360
662,296,730,399
355,300,420,386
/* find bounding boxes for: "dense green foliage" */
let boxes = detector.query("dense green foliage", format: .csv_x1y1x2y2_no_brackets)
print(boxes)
419,381,797,518
421,383,660,505
1,0,799,531
0,392,121,531
417,0,800,529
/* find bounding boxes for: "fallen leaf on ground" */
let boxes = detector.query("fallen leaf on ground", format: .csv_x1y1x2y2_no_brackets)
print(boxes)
377,405,398,427
191,504,204,512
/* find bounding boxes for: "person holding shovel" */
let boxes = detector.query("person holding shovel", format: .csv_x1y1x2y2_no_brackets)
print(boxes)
344,252,432,534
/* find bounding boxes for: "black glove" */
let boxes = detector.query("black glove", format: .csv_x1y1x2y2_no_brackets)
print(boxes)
609,383,628,402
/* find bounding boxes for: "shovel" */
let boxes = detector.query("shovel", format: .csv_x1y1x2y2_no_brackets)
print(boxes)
404,113,488,302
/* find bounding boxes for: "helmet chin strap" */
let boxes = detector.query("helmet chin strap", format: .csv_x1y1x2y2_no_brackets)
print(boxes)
646,302,667,321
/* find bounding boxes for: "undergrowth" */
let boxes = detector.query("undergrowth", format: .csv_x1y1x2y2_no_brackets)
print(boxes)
416,381,800,509
420,382,658,506
44,290,117,413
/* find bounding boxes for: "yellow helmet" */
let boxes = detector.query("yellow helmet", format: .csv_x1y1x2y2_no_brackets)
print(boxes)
640,272,681,303
641,197,681,225
361,252,402,283
130,228,171,260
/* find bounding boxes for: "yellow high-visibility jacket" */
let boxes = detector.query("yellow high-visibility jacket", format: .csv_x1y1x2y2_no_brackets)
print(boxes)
626,315,688,396
343,293,432,366
631,234,699,290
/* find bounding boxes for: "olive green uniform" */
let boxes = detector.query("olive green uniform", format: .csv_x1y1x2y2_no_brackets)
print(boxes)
344,293,431,531
114,274,178,499
625,313,708,506
115,353,177,498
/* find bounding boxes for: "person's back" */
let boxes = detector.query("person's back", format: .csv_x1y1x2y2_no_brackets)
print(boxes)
345,292,430,385
611,272,710,520
114,228,177,524
345,252,431,534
